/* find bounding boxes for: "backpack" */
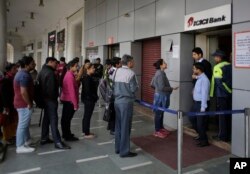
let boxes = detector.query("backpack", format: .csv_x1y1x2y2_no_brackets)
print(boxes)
99,78,113,103
34,80,45,108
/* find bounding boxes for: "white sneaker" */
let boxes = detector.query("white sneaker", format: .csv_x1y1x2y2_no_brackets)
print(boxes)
25,139,37,146
16,146,35,154
25,139,32,146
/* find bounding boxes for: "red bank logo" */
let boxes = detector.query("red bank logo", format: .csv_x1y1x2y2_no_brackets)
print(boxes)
187,17,194,27
187,15,226,28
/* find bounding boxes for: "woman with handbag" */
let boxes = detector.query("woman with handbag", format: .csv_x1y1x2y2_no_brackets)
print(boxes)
151,59,178,138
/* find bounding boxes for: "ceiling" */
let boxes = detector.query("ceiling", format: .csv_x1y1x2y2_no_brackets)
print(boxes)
7,0,84,40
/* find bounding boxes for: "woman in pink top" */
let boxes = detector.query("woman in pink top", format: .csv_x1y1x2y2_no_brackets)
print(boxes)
60,59,79,141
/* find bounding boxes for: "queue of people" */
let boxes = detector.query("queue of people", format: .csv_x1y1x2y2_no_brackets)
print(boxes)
0,47,232,157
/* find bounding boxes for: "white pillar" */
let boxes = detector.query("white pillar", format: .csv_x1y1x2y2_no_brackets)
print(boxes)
98,46,108,64
120,42,142,99
0,0,7,71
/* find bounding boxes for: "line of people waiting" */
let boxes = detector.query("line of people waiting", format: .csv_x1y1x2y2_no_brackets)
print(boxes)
0,54,140,158
0,47,232,157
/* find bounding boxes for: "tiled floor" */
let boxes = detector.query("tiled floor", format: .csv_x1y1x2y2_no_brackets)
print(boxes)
0,102,231,174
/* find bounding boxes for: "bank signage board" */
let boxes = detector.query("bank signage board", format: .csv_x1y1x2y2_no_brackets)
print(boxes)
184,4,231,31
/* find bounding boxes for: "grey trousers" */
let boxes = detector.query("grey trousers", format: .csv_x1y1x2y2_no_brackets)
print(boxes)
114,102,133,156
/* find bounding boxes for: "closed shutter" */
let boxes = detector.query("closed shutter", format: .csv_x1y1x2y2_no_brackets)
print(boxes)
142,38,161,104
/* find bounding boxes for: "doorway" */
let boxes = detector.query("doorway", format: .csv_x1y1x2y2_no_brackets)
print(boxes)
141,37,161,104
195,28,232,65
7,43,14,63
48,30,56,57
108,44,120,59
195,28,232,140
86,47,98,62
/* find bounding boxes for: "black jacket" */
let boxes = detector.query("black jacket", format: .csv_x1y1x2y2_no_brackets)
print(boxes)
81,74,98,103
38,65,59,101
1,76,15,110
201,59,212,80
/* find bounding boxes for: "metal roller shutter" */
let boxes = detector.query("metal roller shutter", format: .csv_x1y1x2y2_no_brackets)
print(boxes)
142,38,161,104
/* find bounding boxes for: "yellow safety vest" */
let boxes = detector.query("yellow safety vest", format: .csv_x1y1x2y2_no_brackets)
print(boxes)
210,61,232,97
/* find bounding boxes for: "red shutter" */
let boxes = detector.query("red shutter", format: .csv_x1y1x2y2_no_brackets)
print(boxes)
142,38,161,104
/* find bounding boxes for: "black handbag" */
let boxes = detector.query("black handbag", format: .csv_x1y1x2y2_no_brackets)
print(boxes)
103,104,111,122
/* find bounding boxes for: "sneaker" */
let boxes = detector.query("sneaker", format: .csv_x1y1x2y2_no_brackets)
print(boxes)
153,131,167,139
16,146,35,154
160,128,170,135
25,139,37,147
24,139,32,146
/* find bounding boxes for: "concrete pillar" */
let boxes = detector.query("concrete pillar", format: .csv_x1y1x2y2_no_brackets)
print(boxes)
98,46,108,64
120,42,142,99
66,24,75,61
161,33,194,129
0,0,7,72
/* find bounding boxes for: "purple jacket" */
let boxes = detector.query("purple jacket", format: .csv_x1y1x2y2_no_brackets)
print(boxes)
60,71,79,110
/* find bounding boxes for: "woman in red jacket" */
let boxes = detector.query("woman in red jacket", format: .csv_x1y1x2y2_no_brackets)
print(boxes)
60,59,79,141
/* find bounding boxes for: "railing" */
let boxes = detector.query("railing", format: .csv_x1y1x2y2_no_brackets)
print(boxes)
135,99,249,174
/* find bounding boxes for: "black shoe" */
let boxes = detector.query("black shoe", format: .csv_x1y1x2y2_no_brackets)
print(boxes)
62,133,75,139
115,151,119,154
212,135,230,142
55,142,71,149
212,135,221,141
40,139,54,145
64,136,79,141
196,142,209,147
110,131,115,135
120,152,137,158
193,136,200,140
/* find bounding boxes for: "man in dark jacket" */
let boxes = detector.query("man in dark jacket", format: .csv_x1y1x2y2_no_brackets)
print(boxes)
38,57,70,149
190,47,212,137
192,47,212,82
93,58,104,80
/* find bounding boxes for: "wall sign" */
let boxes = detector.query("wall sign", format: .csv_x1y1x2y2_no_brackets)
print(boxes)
234,31,250,68
48,30,56,45
184,4,231,31
88,41,94,47
26,43,33,51
108,37,114,44
57,29,65,43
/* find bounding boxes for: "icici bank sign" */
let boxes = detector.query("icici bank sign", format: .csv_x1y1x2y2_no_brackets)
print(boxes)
184,4,231,31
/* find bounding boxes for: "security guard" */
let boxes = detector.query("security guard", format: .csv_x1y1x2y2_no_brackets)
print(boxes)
210,50,232,142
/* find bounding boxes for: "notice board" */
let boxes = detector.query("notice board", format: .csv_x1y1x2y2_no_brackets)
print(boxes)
234,31,250,68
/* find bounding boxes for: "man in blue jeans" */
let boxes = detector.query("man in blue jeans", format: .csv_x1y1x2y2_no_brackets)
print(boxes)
14,56,36,153
113,54,138,158
38,57,70,149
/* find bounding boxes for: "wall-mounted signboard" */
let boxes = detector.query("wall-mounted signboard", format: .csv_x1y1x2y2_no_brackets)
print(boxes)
234,31,250,68
184,4,231,31
57,29,65,44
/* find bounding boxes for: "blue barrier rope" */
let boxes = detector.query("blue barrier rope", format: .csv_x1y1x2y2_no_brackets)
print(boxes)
186,109,245,117
135,100,178,115
135,99,245,116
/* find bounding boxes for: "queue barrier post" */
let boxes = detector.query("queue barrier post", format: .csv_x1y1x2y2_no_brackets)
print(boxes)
177,111,183,174
245,108,250,158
